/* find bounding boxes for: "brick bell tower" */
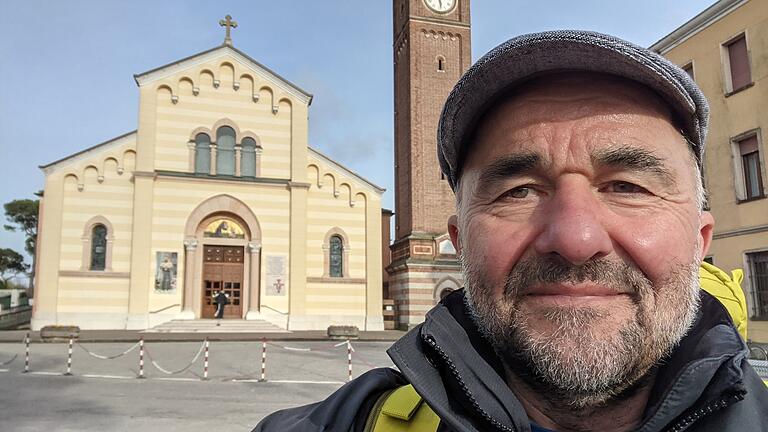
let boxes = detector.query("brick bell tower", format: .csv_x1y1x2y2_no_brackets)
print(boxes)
389,0,471,329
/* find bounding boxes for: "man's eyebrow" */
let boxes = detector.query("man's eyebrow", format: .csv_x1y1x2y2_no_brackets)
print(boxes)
477,153,541,186
592,146,675,184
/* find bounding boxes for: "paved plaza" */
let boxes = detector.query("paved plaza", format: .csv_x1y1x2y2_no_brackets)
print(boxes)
0,339,395,431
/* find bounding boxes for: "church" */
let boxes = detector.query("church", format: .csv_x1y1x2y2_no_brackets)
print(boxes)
32,17,385,331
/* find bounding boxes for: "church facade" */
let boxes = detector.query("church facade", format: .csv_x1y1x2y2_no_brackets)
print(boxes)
32,32,385,331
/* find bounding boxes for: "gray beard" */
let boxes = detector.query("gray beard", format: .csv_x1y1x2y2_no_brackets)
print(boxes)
461,252,701,409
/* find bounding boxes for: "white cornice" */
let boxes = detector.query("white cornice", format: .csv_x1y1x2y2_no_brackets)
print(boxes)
649,0,748,54
40,131,137,175
133,45,313,106
308,147,386,195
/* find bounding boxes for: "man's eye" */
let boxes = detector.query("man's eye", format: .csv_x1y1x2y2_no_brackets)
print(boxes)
608,181,647,194
501,187,531,199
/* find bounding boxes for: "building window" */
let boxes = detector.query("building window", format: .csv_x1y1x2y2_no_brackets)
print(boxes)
437,56,445,72
90,224,108,270
216,126,236,176
747,251,768,320
724,34,751,93
241,137,257,177
194,133,211,174
681,62,694,80
738,134,764,200
329,235,343,277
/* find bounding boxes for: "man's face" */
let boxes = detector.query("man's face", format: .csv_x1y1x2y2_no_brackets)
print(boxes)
449,74,714,407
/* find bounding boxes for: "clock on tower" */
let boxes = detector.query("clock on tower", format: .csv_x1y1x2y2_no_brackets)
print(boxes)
389,0,471,329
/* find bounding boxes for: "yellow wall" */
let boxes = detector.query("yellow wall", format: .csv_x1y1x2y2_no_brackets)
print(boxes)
657,0,768,341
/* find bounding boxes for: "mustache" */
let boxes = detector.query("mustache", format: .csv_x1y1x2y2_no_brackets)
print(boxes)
503,256,650,297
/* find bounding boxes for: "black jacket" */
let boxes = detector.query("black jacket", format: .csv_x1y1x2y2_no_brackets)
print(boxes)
254,290,768,431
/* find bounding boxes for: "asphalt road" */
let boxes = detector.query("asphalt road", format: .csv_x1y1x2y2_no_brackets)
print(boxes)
0,340,395,432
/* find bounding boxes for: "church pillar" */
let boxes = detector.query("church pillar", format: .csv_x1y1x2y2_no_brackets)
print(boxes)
209,144,217,175
126,85,158,330
246,242,261,319
234,144,242,177
180,238,198,319
287,183,309,329
187,141,196,172
364,197,384,330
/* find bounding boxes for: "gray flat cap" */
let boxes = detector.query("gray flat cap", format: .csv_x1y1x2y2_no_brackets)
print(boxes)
437,30,709,191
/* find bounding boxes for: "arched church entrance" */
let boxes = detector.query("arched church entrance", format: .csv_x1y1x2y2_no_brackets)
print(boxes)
200,217,247,318
182,195,262,320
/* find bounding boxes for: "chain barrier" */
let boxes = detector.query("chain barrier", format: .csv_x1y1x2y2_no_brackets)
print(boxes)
143,340,207,375
3,336,386,382
76,341,141,360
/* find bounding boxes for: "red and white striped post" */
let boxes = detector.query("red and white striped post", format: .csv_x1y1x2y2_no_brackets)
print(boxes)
64,337,73,376
347,339,352,382
203,339,210,380
138,337,145,379
259,338,267,382
23,332,30,373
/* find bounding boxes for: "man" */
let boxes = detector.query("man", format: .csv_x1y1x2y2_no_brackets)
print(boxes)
214,290,229,320
254,31,767,431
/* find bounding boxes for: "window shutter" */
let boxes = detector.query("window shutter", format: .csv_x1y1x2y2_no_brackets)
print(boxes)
727,36,751,90
739,135,758,155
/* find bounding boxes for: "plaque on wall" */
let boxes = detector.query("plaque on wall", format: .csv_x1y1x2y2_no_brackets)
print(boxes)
155,251,178,293
203,218,246,239
265,255,288,296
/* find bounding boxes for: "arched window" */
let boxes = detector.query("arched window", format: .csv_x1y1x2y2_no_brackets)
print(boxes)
329,235,343,277
241,137,257,177
216,126,236,176
90,224,107,270
194,133,211,174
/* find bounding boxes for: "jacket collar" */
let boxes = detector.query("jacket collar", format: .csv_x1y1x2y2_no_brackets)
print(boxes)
388,289,749,432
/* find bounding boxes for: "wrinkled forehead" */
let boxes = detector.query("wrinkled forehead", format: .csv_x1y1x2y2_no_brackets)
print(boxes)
459,72,688,175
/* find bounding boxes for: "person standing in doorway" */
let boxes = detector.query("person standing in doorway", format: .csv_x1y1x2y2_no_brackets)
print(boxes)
213,290,229,323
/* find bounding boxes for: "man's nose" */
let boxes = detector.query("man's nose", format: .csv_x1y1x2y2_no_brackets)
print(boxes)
533,181,613,265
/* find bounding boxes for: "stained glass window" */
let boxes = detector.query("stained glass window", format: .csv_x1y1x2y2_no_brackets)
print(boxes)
90,224,107,271
241,137,257,177
194,133,211,174
329,235,343,278
216,126,236,176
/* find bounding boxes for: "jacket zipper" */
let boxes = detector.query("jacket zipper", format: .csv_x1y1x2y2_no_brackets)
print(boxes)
664,391,745,432
422,334,516,432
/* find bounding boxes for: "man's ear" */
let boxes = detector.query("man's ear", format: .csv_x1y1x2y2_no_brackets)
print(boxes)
699,211,715,259
448,215,461,255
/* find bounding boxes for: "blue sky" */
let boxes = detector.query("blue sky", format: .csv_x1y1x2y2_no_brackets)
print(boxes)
0,0,713,262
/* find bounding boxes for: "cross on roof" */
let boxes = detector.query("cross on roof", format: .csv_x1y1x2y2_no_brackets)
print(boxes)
219,14,238,46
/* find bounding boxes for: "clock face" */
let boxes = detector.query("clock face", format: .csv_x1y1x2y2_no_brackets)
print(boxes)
424,0,456,14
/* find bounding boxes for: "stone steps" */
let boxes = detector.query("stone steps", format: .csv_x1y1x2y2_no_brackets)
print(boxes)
144,319,288,333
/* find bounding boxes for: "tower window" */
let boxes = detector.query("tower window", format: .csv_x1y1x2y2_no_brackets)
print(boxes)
437,56,445,72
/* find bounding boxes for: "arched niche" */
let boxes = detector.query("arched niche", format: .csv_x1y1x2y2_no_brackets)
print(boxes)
181,195,263,319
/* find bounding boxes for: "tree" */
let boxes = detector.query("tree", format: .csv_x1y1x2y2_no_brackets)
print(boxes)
0,248,28,289
3,192,40,290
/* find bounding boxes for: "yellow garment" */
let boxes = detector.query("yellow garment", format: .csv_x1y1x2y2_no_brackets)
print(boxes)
699,262,748,340
366,385,439,432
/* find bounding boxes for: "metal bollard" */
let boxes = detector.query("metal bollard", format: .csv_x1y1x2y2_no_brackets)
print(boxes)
260,338,267,382
347,340,352,382
64,338,73,376
138,337,145,379
23,332,30,373
203,339,209,380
